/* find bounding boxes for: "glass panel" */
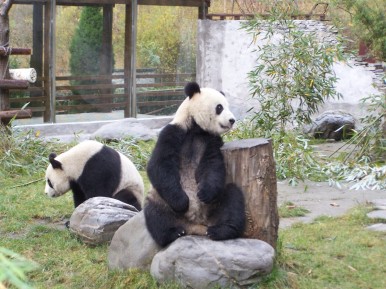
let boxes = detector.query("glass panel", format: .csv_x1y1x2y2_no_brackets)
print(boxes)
54,5,125,123
136,5,197,117
8,5,39,125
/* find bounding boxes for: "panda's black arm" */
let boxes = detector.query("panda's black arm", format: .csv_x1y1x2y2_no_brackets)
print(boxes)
147,124,189,213
196,136,226,204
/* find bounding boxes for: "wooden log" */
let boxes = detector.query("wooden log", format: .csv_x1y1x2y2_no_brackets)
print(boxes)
9,68,37,83
0,79,29,89
0,47,31,56
221,138,279,249
0,109,32,125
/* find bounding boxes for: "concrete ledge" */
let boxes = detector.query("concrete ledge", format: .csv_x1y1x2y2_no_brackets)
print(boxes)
13,116,173,141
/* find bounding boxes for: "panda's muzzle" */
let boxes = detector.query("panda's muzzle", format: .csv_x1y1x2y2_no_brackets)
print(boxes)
221,118,235,130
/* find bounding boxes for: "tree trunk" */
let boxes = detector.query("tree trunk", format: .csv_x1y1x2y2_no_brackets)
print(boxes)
222,138,279,249
0,0,12,111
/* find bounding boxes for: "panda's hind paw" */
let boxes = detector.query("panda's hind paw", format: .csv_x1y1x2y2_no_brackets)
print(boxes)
207,224,239,241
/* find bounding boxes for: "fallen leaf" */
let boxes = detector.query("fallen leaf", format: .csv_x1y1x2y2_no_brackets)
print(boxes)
348,265,357,272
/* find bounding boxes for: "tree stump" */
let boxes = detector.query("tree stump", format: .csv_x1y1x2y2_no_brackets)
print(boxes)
221,138,279,249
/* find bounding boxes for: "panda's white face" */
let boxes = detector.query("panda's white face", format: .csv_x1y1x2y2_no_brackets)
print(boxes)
190,88,235,135
172,86,236,135
45,164,71,198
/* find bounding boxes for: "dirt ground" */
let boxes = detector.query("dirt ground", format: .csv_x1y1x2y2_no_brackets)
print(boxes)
277,180,385,228
278,142,385,228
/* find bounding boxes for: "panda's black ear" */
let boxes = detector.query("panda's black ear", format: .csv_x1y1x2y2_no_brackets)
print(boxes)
49,153,62,170
184,82,201,99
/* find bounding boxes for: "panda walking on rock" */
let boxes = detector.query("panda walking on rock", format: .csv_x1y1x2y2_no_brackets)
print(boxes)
145,82,246,247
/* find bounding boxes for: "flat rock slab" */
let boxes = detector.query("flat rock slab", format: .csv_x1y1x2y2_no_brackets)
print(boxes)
367,210,386,220
108,211,161,270
151,236,275,289
370,199,386,210
69,197,138,245
366,223,386,232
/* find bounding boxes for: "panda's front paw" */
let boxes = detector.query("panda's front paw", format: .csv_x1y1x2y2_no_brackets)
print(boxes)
197,188,217,204
171,192,189,213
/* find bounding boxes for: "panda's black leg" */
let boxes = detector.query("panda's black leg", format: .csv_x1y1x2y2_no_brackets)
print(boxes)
114,189,142,211
207,183,246,241
70,181,86,208
144,202,186,247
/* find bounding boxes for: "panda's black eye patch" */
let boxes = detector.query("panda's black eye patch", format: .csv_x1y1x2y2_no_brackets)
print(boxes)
47,179,53,189
216,104,223,115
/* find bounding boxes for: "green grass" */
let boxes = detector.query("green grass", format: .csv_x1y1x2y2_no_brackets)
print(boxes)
270,206,386,289
279,202,310,218
1,127,385,288
1,174,385,289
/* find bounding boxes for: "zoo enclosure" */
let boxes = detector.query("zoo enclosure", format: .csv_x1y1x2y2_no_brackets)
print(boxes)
4,0,209,123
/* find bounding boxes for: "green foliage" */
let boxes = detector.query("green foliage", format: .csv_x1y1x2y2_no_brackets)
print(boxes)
137,6,196,73
345,93,386,161
69,6,103,78
242,8,345,133
331,0,386,60
0,247,38,289
98,137,155,171
226,120,326,185
0,125,153,180
0,125,71,179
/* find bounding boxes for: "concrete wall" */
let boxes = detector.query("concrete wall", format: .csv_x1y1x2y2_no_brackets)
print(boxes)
197,20,381,121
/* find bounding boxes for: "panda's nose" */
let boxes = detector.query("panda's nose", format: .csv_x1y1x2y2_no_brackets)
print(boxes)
229,118,235,125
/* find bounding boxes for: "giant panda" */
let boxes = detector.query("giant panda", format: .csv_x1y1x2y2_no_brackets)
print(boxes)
144,82,246,247
44,140,144,210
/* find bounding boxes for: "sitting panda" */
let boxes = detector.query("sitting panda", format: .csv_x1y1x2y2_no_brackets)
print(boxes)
44,140,144,210
144,82,246,247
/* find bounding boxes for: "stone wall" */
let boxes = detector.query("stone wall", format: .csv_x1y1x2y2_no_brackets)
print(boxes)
196,20,383,121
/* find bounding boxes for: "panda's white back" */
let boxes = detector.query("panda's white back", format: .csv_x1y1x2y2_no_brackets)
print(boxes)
55,140,104,180
116,151,144,201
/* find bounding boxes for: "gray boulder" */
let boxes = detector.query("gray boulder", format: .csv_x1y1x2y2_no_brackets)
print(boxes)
304,110,355,140
151,236,275,289
69,197,138,245
108,211,161,270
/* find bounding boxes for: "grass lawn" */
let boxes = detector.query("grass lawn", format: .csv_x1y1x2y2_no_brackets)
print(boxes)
1,130,385,288
1,173,385,289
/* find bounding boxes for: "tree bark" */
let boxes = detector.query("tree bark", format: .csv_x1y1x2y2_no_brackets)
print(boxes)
222,138,279,249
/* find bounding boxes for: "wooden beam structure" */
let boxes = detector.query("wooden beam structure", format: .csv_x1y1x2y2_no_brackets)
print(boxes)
0,47,31,56
9,0,209,122
14,0,208,7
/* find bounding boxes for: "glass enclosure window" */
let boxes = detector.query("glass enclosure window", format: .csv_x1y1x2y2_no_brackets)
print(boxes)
7,3,199,125
54,5,125,123
8,5,37,124
135,5,197,117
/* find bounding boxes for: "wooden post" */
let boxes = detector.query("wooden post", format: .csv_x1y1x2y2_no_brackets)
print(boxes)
43,0,56,123
99,4,113,112
124,0,138,118
221,138,279,249
31,2,43,110
0,0,12,112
